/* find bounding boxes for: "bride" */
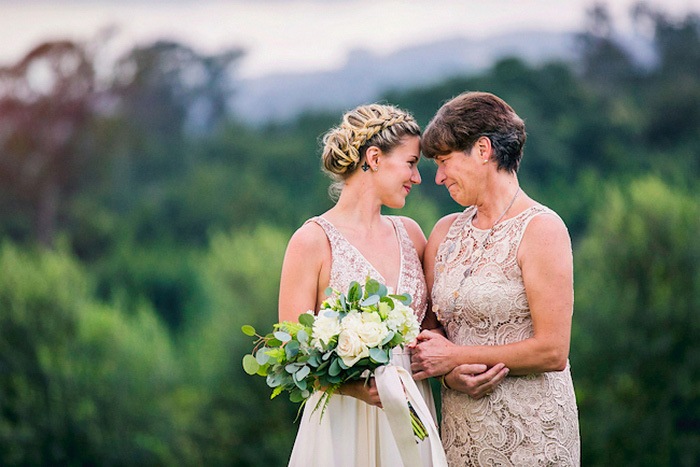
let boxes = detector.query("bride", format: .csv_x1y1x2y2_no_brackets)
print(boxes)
278,103,442,466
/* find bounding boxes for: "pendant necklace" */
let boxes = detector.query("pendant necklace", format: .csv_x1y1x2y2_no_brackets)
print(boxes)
450,187,521,311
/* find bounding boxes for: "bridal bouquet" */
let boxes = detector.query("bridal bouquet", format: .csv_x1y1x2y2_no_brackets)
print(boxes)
242,277,426,438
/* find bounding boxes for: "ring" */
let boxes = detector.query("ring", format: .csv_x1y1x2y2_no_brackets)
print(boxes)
485,392,492,396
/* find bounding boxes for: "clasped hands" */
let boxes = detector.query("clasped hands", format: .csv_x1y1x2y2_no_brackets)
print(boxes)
409,330,508,399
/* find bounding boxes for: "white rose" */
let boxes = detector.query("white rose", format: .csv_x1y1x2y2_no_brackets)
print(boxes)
357,320,389,348
336,330,369,367
340,311,363,333
311,312,341,349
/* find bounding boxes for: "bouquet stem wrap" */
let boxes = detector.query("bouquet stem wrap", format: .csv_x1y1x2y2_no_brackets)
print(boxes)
375,365,448,467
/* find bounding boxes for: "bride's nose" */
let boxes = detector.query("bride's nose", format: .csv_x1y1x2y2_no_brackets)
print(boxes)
411,167,421,185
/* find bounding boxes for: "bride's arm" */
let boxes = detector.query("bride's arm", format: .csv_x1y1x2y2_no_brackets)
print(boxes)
411,213,574,378
278,222,328,322
278,222,382,406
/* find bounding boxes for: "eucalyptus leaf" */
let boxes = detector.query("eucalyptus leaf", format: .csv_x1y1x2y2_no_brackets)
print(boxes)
361,294,380,307
296,365,311,381
329,358,342,377
325,287,334,297
299,313,315,327
380,331,395,346
267,374,282,388
274,331,292,342
256,347,270,365
241,325,256,336
369,347,389,363
365,278,380,296
242,355,260,375
268,338,282,347
389,293,413,306
377,283,388,297
297,329,309,344
327,374,342,384
290,390,305,403
285,340,300,359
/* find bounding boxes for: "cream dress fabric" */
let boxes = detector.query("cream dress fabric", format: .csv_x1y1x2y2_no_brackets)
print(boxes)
288,216,439,467
432,205,580,466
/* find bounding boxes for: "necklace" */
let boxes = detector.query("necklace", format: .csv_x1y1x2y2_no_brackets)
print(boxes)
450,187,521,310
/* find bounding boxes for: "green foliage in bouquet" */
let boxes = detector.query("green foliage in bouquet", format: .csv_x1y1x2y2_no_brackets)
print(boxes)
241,277,417,413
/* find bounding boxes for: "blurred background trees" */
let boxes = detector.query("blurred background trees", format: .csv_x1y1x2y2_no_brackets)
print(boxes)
0,2,698,465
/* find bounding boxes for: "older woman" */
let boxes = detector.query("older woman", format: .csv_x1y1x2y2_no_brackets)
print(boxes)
411,92,580,466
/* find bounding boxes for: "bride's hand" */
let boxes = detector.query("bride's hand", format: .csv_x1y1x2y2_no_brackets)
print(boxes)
444,363,509,399
339,378,382,408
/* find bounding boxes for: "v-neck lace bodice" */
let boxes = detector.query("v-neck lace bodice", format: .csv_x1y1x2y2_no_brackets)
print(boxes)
307,216,428,324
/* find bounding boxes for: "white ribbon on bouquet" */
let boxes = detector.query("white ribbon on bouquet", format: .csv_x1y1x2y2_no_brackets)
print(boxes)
374,365,448,467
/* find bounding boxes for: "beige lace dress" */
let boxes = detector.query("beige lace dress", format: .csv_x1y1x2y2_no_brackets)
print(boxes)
288,215,440,467
432,205,580,466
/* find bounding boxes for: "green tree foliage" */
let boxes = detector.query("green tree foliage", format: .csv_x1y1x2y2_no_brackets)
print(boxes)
181,225,298,465
572,177,700,466
0,242,191,465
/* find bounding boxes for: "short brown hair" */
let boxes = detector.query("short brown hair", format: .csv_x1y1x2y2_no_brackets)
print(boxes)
421,92,526,173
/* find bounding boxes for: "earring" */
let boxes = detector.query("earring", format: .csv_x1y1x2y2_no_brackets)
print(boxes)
373,167,378,172
361,161,370,172
483,159,488,164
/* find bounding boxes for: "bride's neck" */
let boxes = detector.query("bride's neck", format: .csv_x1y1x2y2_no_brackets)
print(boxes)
327,184,383,230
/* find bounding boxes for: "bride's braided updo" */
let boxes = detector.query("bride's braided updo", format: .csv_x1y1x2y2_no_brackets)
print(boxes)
321,103,420,183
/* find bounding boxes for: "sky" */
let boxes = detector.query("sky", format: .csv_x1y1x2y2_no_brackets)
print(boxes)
1,0,699,79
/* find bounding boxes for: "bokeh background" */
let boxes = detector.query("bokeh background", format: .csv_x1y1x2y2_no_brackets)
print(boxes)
1,0,699,465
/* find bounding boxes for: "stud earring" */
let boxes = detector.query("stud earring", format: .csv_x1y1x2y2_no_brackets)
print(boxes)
483,159,488,164
361,161,370,172
373,167,378,172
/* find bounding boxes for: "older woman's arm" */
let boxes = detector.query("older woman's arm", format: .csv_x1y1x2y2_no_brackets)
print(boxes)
410,213,509,394
411,212,573,378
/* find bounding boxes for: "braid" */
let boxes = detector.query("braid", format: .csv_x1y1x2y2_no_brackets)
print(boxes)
321,103,420,188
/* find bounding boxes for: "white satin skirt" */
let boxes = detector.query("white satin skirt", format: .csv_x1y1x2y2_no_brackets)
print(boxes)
287,349,440,467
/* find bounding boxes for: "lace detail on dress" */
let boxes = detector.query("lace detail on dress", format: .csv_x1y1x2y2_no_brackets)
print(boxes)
306,216,428,323
433,205,580,466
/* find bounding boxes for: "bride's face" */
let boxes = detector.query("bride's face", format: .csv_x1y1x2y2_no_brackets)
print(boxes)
375,135,422,209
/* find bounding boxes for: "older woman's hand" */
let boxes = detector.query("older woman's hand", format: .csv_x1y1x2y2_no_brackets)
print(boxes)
444,363,509,399
409,330,458,380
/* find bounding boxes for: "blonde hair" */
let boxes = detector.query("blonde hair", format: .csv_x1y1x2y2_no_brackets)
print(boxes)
321,103,420,184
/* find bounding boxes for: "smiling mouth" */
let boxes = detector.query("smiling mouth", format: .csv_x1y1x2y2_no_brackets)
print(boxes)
404,185,411,194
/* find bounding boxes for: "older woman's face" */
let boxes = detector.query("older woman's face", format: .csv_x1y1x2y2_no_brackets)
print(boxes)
433,145,483,206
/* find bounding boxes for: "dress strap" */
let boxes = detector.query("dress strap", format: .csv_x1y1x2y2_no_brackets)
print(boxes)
511,205,561,250
444,206,477,241
303,216,340,252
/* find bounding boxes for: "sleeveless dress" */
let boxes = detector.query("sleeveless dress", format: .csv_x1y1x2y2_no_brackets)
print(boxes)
432,205,580,466
288,215,440,467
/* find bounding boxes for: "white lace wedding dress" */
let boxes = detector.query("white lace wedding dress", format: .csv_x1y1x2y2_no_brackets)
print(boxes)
432,205,580,466
288,216,440,467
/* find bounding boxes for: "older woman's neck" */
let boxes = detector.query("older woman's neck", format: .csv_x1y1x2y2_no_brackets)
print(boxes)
474,174,521,228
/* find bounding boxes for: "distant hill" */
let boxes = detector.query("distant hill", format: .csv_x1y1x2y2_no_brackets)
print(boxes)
231,29,655,124
232,31,580,123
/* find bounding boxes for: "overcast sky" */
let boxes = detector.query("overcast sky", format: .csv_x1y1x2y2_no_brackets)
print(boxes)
1,0,698,79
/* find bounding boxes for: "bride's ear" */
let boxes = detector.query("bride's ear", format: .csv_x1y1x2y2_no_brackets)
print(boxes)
366,146,381,172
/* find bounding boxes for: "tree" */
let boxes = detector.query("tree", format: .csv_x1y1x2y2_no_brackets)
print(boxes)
0,41,97,246
572,177,700,466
